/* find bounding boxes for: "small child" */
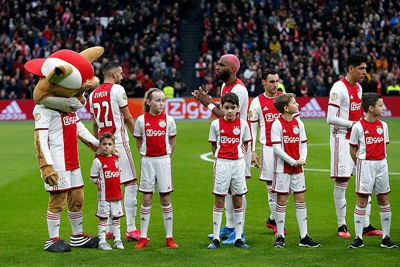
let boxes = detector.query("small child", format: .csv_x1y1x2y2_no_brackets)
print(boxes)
133,88,178,249
271,93,320,248
90,132,124,250
207,92,251,249
348,93,397,249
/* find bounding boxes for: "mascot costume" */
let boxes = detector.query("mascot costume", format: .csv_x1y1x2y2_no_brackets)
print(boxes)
25,46,104,252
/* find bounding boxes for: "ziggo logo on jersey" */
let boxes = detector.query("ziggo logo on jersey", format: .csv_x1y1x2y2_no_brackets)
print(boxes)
220,136,239,144
351,102,362,111
146,129,166,137
366,136,384,144
283,136,300,143
264,113,280,122
105,171,119,178
63,116,78,125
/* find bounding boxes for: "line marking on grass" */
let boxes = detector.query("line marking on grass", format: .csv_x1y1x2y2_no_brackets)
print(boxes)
199,152,400,175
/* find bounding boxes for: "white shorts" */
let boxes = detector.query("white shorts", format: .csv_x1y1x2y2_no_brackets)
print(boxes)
44,168,83,192
330,137,354,178
139,155,173,193
355,158,391,195
259,145,274,182
115,143,137,184
272,172,306,194
213,157,248,196
96,199,124,219
245,146,252,178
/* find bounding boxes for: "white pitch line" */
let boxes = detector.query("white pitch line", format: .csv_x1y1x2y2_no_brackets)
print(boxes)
199,152,400,175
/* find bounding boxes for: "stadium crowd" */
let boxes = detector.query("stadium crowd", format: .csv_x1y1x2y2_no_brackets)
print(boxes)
0,0,185,100
197,0,400,97
1,0,400,100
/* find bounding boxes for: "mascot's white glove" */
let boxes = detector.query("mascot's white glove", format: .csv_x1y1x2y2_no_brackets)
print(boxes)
90,177,98,184
40,97,85,113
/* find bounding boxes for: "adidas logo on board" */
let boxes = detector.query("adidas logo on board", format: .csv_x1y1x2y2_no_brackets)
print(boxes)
0,101,27,120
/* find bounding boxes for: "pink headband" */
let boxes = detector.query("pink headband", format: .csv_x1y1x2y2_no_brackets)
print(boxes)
221,54,240,74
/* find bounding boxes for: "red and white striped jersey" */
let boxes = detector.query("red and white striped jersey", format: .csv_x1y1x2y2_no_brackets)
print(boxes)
249,92,283,146
350,118,389,160
33,105,80,171
134,112,177,156
221,79,249,120
328,78,363,139
90,155,123,201
209,117,251,159
271,117,307,173
89,83,129,145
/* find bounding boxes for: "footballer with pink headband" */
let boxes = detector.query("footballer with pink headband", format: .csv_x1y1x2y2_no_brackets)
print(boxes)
193,54,251,245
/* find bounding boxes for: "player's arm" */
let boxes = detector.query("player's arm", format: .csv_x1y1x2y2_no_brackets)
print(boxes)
91,115,99,139
192,86,224,117
350,145,357,164
121,106,135,136
169,136,176,155
349,123,360,164
326,87,354,128
248,101,261,167
134,137,142,152
326,105,355,128
90,159,99,184
211,142,217,154
77,121,99,152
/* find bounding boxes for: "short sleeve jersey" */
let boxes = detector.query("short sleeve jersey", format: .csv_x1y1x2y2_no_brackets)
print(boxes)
89,83,129,145
249,91,283,146
90,154,122,201
328,78,363,139
134,112,177,156
350,119,389,160
33,105,80,171
221,79,249,120
271,117,307,173
208,117,251,159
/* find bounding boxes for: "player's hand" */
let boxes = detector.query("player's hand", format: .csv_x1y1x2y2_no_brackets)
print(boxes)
41,165,59,186
112,148,120,157
192,86,211,106
251,151,261,168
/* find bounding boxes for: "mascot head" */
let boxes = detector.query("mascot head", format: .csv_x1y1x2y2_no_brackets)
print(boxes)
25,46,104,110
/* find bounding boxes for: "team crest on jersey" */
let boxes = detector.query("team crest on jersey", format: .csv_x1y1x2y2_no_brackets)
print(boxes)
330,93,338,101
159,120,166,128
233,127,241,135
123,93,127,100
35,113,41,121
376,127,383,135
115,160,119,168
293,126,300,135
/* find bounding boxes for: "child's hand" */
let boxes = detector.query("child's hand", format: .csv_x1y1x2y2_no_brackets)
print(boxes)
251,151,260,168
294,159,306,167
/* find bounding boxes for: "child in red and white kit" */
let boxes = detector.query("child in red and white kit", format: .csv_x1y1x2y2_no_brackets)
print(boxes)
90,132,124,250
348,93,397,249
133,88,178,249
271,93,320,248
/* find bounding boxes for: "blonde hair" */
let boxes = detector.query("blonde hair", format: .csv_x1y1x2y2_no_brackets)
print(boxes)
143,88,163,113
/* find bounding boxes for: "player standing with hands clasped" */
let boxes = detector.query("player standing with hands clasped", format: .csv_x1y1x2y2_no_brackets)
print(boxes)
89,62,141,241
327,53,382,238
90,132,125,250
207,92,251,249
249,68,285,235
133,88,178,249
271,93,320,248
193,54,250,244
348,93,397,249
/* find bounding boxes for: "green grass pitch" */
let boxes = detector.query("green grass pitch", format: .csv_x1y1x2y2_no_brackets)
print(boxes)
1,118,399,266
